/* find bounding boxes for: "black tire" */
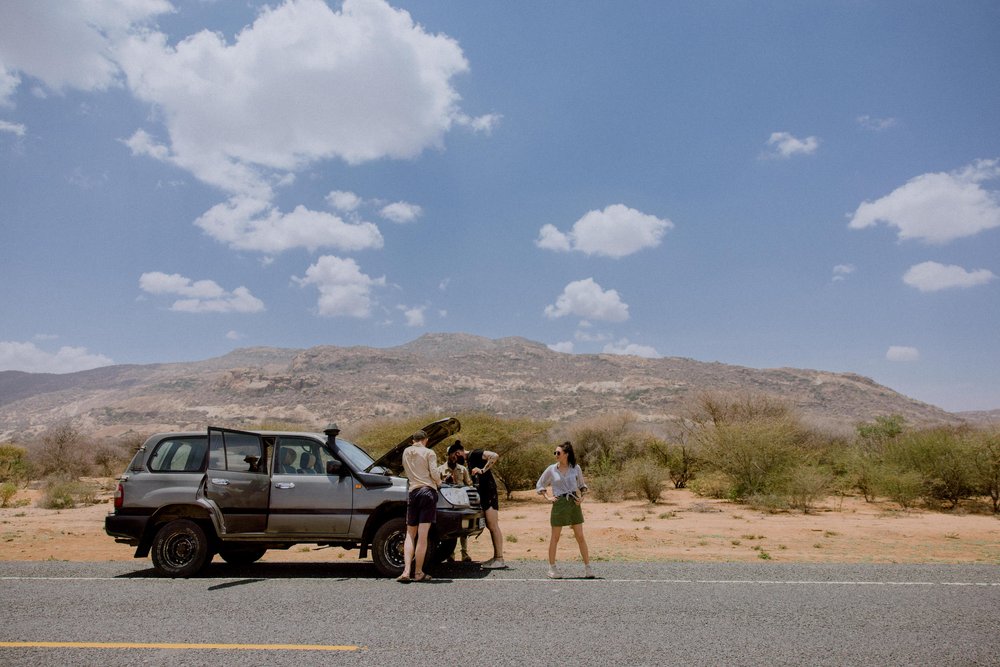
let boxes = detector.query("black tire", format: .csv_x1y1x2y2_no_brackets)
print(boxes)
218,546,267,566
150,519,211,577
434,538,457,564
371,516,407,577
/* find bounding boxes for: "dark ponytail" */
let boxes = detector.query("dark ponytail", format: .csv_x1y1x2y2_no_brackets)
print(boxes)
562,441,577,467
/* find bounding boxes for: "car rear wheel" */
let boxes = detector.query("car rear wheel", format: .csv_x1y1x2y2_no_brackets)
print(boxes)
150,519,211,577
218,546,267,566
371,517,407,577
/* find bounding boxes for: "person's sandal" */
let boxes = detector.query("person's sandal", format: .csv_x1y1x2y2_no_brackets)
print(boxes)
395,574,411,583
413,573,432,582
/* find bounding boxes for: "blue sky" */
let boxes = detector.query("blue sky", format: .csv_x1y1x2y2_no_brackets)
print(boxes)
1,1,999,413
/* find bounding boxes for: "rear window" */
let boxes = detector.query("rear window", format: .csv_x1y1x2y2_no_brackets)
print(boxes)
147,437,208,473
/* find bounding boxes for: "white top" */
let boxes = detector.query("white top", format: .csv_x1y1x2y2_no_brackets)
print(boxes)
535,463,587,497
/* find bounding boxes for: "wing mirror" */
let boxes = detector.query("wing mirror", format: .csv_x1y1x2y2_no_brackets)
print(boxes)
326,459,344,476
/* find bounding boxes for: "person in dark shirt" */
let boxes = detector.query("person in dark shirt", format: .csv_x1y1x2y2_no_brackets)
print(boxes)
455,440,505,569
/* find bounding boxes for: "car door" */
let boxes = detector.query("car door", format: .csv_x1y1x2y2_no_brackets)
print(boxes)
202,427,270,534
267,436,354,535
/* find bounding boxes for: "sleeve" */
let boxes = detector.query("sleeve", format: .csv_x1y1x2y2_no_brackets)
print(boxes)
535,464,553,493
460,465,473,486
576,466,588,492
428,451,442,486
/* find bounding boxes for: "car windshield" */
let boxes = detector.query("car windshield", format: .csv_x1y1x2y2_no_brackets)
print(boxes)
333,438,375,470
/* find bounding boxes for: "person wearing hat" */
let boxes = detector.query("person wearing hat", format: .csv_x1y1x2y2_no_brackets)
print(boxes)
397,429,441,583
438,442,473,562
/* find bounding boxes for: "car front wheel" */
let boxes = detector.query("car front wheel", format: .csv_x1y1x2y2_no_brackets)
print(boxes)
371,517,407,577
150,519,211,577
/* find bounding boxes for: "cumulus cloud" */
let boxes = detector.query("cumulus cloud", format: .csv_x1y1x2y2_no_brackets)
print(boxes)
0,340,113,374
0,0,172,104
832,264,856,281
115,0,491,198
399,305,426,327
848,159,1000,244
536,204,672,259
194,196,383,254
902,261,996,292
544,278,629,322
139,271,265,313
548,341,574,354
293,255,385,318
602,338,660,359
380,201,423,224
886,346,920,362
326,190,362,212
762,131,819,159
0,119,26,136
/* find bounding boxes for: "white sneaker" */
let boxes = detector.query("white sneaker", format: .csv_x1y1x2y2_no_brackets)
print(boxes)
584,565,595,579
481,558,506,569
547,565,561,579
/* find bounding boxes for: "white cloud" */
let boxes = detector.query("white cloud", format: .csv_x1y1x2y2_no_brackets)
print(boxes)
116,0,491,197
602,338,660,359
0,0,172,102
139,271,265,313
0,119,25,136
226,330,245,341
399,305,426,327
857,115,897,131
886,346,920,362
293,255,385,318
194,196,383,254
763,131,819,158
0,341,113,374
544,278,629,322
380,201,423,224
326,190,362,212
832,264,855,282
0,67,20,106
848,159,1000,244
548,341,574,354
902,261,996,292
536,204,673,259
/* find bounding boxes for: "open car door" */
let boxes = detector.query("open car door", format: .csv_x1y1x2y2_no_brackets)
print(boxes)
202,427,271,534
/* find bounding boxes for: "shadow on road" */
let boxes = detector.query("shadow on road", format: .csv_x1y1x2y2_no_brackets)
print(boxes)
116,559,494,581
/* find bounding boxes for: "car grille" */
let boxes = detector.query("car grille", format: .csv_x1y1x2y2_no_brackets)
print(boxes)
466,488,481,509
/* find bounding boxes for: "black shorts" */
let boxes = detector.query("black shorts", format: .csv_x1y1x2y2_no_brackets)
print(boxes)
406,486,438,526
478,481,499,511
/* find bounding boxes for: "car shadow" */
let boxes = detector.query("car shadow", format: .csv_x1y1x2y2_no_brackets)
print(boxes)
116,559,494,581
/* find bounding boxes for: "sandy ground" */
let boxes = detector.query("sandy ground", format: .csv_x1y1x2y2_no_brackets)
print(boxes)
2,481,999,565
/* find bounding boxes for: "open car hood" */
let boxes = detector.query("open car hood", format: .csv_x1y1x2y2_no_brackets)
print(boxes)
365,417,461,474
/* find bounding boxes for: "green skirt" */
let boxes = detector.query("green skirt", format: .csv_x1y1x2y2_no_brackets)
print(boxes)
550,496,584,527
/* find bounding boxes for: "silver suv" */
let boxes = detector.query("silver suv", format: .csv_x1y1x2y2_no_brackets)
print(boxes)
105,417,485,577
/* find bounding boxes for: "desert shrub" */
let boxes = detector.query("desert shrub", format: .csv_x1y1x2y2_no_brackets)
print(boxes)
856,414,906,451
746,493,790,513
781,464,834,513
92,435,143,477
886,428,978,509
0,443,31,483
38,478,98,509
28,423,91,479
0,482,18,507
493,442,551,500
970,430,1000,513
648,440,700,489
621,458,668,504
873,465,924,509
586,451,623,502
688,470,732,499
569,411,656,469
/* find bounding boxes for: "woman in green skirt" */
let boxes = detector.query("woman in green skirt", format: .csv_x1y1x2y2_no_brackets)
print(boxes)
535,442,594,579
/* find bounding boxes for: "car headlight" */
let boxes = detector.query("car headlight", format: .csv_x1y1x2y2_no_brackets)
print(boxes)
439,486,470,508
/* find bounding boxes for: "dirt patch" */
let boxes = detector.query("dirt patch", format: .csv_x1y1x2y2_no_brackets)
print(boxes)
2,482,998,565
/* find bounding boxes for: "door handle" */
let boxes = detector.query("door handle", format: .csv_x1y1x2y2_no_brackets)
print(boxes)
210,478,230,486
274,482,295,490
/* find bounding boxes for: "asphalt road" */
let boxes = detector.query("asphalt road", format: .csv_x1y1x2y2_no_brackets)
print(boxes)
1,560,998,666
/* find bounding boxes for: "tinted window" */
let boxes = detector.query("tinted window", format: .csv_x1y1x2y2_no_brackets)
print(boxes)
148,437,207,473
208,430,263,472
275,437,338,475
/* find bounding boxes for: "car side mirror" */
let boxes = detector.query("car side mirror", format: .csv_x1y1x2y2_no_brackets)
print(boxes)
326,459,343,476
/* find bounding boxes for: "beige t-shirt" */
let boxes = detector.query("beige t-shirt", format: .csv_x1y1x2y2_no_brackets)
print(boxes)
402,445,441,490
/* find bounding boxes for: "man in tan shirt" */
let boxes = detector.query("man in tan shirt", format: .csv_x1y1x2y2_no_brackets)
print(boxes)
397,430,441,582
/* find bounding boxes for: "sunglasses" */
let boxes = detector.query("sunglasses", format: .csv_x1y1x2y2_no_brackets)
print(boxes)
553,450,564,456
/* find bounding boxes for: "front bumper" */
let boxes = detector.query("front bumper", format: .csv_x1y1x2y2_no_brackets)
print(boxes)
435,508,485,540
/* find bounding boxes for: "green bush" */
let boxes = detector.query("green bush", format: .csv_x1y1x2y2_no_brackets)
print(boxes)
38,478,98,509
688,470,732,499
0,443,31,483
648,440,699,489
586,451,623,502
873,465,924,509
0,481,18,508
970,430,1000,513
781,464,834,513
885,428,978,509
622,458,668,504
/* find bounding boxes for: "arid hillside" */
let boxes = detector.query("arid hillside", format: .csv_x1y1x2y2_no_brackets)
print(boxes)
0,333,965,440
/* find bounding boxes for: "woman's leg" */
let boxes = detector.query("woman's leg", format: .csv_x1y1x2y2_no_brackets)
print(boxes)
548,525,563,566
571,523,589,565
485,507,503,559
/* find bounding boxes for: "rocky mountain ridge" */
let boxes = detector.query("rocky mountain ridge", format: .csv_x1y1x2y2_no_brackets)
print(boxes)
0,333,972,440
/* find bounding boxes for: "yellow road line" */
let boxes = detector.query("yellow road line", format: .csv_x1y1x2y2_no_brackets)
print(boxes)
0,641,360,651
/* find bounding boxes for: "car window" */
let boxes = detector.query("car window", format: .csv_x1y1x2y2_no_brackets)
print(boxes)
208,430,263,473
335,439,375,471
148,437,208,473
275,437,336,475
